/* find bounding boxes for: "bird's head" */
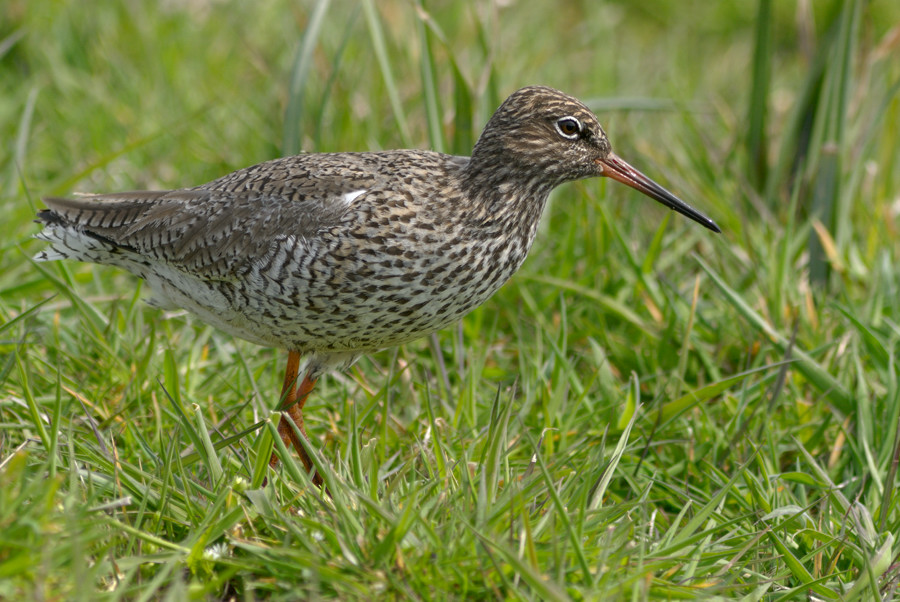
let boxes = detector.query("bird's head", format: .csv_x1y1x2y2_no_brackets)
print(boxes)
472,86,720,232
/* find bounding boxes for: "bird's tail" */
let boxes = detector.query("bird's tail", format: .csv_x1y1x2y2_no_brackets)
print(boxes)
33,193,165,264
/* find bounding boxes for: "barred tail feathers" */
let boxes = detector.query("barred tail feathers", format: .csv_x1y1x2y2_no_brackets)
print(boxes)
33,192,172,264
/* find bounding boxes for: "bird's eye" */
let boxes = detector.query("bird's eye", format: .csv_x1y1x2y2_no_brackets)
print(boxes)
555,117,582,139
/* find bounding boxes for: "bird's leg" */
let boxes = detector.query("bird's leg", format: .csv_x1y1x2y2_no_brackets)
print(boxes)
269,350,300,467
280,373,321,486
268,351,323,486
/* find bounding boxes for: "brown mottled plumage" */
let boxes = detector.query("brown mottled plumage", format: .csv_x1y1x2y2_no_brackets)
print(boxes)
35,86,719,485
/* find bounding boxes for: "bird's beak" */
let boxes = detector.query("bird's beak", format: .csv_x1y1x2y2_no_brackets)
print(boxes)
596,153,720,233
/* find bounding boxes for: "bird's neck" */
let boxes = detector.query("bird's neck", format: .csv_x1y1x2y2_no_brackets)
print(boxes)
454,156,554,261
460,150,555,215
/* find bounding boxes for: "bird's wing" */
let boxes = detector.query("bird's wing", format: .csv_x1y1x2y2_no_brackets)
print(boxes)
38,175,371,279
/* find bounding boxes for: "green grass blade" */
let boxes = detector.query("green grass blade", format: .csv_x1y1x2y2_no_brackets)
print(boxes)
697,256,853,413
361,0,411,146
282,0,331,156
746,0,773,191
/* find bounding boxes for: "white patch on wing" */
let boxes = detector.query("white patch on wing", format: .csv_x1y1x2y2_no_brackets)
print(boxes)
341,189,367,205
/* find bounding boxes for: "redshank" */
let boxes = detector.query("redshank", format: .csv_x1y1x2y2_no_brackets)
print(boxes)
34,86,719,485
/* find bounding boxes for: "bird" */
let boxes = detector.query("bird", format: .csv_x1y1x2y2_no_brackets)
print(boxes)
34,86,720,486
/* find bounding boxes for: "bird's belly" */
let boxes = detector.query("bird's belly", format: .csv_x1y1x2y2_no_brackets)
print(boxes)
233,259,514,352
142,269,277,347
144,229,529,353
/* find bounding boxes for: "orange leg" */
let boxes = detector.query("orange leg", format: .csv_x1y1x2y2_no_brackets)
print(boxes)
269,350,323,486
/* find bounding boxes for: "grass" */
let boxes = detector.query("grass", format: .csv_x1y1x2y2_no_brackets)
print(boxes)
2,0,900,599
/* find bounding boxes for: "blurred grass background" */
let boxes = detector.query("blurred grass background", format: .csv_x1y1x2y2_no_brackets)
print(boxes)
2,0,900,599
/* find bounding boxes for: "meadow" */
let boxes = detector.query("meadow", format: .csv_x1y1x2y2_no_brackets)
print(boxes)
2,0,900,599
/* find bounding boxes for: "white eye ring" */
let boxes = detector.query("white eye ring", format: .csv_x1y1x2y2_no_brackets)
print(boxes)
554,116,582,140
